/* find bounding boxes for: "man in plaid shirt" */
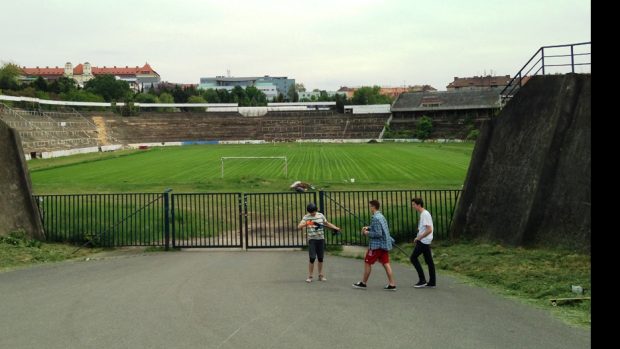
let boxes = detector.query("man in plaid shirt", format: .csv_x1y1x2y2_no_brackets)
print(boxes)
352,200,397,291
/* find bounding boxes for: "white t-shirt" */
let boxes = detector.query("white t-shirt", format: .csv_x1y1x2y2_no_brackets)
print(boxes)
417,209,434,244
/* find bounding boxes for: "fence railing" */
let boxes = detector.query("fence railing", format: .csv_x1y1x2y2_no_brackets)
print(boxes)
34,189,462,249
500,42,591,102
34,193,166,247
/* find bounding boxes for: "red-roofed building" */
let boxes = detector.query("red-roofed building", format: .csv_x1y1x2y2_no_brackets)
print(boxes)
446,75,511,90
20,62,161,91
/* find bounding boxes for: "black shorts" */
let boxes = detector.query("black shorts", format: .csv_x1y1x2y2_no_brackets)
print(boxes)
308,239,325,261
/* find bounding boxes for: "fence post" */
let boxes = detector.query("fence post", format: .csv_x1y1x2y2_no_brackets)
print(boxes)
171,193,175,248
319,190,325,215
239,193,245,250
541,47,545,75
570,45,575,73
243,193,249,251
163,188,172,251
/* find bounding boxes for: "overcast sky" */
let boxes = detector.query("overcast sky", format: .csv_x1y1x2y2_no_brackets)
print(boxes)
2,0,590,91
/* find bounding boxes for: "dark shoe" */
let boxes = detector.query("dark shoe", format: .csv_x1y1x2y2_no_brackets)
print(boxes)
413,281,427,288
384,284,397,291
352,281,367,289
425,283,436,288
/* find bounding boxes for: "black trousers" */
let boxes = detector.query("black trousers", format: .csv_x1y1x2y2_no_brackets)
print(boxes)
410,242,436,285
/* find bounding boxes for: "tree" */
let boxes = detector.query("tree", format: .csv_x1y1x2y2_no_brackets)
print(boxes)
351,86,393,105
318,90,331,101
230,85,246,104
0,63,22,90
171,85,190,103
415,116,433,140
158,92,174,104
32,76,49,92
287,84,298,102
84,75,132,102
245,86,268,106
49,76,77,94
295,83,306,92
334,93,348,113
216,89,231,103
158,92,174,112
187,95,206,103
134,93,159,103
202,88,220,103
60,90,105,102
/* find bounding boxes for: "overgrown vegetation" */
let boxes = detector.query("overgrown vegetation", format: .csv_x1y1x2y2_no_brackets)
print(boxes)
0,230,100,272
415,115,434,139
388,239,591,328
382,123,415,139
466,128,479,140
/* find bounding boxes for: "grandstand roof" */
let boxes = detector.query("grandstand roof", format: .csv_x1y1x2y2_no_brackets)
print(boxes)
391,87,502,111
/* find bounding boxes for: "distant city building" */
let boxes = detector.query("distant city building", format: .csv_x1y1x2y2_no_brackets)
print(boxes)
446,75,511,90
298,90,345,100
336,87,356,99
337,85,436,99
199,76,294,100
19,62,161,91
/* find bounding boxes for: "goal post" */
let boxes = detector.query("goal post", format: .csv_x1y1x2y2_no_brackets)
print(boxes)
220,156,288,178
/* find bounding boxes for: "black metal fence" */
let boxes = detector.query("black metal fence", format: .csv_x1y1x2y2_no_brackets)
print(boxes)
35,193,166,247
172,193,242,248
34,189,461,249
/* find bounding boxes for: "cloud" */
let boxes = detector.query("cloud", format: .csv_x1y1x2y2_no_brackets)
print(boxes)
3,0,591,90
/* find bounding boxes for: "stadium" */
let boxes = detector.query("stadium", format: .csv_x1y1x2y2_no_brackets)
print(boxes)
0,39,591,348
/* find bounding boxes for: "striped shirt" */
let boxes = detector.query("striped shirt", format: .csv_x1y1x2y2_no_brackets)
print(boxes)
301,212,326,240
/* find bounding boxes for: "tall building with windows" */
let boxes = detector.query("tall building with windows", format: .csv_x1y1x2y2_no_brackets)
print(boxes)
199,75,294,100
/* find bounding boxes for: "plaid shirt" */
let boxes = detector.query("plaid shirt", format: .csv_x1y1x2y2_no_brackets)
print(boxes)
367,211,393,250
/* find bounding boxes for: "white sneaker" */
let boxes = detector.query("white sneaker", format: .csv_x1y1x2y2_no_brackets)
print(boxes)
318,275,327,281
306,276,313,283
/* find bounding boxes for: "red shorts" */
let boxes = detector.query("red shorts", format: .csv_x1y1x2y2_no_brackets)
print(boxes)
364,249,390,265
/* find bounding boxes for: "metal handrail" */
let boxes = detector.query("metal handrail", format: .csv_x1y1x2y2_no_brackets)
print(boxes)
500,42,591,102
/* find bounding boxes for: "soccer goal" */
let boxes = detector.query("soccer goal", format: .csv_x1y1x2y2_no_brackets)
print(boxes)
220,156,288,178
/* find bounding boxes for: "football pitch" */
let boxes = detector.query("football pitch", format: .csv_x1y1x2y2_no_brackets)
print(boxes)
28,142,474,193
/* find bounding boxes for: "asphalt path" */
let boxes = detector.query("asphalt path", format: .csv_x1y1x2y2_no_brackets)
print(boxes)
0,251,590,348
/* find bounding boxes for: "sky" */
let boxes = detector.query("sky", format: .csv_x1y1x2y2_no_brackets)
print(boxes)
2,0,590,91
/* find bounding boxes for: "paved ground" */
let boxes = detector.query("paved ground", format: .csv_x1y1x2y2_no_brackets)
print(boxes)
0,250,590,349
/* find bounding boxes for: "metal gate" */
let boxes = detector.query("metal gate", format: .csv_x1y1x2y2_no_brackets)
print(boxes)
244,192,315,248
171,193,243,248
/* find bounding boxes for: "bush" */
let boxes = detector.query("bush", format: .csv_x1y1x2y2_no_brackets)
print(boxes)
466,129,480,140
415,116,433,140
0,230,42,248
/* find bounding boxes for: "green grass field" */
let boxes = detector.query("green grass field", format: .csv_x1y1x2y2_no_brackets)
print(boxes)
29,142,474,193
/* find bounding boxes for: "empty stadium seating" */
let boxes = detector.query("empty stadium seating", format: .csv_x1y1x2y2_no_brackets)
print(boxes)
1,105,390,154
0,105,102,154
82,111,390,143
